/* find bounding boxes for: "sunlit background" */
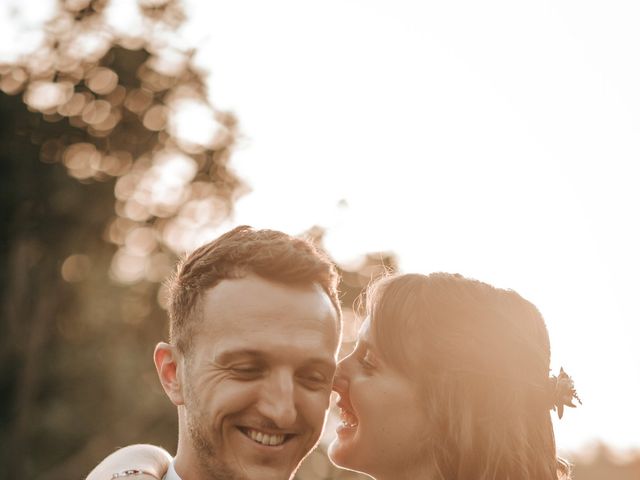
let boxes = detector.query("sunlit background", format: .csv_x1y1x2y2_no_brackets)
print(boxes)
181,0,640,454
1,0,639,478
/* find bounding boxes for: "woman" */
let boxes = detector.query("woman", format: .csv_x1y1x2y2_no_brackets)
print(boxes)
87,273,579,480
327,273,579,479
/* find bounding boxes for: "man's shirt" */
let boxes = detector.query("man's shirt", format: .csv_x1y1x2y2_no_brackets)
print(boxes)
162,460,181,480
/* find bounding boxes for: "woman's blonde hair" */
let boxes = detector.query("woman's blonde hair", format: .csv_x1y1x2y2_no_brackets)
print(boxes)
365,273,572,480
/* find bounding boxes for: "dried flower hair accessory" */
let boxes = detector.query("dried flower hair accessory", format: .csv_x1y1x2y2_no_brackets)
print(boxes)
548,367,582,419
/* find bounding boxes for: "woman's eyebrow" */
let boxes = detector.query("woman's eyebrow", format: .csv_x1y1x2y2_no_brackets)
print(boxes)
356,339,375,352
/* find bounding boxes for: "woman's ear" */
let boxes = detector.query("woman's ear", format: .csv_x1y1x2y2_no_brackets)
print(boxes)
154,342,185,406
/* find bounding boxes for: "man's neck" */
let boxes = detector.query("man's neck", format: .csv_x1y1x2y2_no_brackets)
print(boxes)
172,447,204,480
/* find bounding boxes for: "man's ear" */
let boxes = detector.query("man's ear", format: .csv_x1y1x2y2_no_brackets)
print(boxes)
154,342,185,406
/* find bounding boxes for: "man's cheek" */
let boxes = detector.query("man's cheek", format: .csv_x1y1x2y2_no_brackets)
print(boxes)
313,388,333,413
305,393,332,430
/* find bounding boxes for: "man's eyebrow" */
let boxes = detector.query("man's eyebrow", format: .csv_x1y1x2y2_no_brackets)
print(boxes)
215,349,264,363
214,349,335,369
303,357,336,369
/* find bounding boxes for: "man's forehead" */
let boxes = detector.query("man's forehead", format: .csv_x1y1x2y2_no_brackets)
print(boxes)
191,326,338,369
201,299,338,337
190,275,340,358
200,276,338,326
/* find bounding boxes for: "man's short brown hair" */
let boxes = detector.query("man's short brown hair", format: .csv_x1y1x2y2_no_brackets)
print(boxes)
166,225,341,352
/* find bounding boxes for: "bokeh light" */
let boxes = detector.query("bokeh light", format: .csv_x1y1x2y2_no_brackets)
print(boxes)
61,254,92,283
4,1,639,479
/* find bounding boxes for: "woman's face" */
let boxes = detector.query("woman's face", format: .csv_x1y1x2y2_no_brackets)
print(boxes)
328,317,430,478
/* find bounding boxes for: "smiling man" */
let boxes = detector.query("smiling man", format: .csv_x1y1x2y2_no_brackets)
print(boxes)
87,226,342,480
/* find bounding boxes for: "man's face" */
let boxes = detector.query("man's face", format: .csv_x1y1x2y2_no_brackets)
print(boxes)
180,274,339,480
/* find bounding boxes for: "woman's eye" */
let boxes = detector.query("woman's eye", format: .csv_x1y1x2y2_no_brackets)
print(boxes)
359,350,376,370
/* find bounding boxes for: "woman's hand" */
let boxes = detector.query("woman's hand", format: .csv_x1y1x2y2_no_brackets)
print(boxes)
85,444,172,480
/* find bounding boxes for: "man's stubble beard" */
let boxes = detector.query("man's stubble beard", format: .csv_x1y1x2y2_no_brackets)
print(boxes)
185,407,304,480
186,402,313,480
184,413,236,479
184,378,240,480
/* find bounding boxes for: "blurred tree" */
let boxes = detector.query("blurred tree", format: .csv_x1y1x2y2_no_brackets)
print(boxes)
0,1,396,477
0,0,243,478
5,2,631,479
569,444,640,480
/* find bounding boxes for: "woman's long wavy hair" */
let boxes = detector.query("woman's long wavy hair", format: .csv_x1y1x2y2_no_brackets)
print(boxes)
365,273,570,480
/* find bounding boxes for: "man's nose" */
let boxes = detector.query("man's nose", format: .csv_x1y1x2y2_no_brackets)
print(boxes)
256,371,297,428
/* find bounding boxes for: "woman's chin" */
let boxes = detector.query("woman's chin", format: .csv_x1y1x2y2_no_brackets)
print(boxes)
327,437,348,468
328,435,360,473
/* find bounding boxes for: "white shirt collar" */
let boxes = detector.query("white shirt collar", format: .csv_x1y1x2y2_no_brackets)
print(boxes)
163,460,181,480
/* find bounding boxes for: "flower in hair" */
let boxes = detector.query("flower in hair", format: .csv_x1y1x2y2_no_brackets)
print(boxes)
549,367,582,419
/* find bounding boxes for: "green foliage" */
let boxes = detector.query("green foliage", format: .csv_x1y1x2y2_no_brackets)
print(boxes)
1,1,242,478
0,2,392,477
1,1,634,479
570,444,640,480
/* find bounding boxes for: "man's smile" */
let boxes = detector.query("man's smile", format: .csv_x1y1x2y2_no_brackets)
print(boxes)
237,426,297,449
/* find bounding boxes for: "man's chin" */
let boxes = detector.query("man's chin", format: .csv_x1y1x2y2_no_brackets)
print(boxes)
222,430,307,480
236,463,298,480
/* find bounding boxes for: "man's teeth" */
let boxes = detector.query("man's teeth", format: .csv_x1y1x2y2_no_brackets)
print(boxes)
246,428,286,446
340,408,358,427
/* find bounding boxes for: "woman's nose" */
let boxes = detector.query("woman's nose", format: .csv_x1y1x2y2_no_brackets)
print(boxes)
332,358,350,393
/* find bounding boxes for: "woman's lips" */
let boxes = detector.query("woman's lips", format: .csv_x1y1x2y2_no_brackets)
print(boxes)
336,395,358,436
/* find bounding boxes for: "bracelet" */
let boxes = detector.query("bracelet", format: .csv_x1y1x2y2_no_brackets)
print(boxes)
111,470,159,479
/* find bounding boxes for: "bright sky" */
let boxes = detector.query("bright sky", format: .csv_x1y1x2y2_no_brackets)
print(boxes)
181,0,640,453
3,0,639,454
